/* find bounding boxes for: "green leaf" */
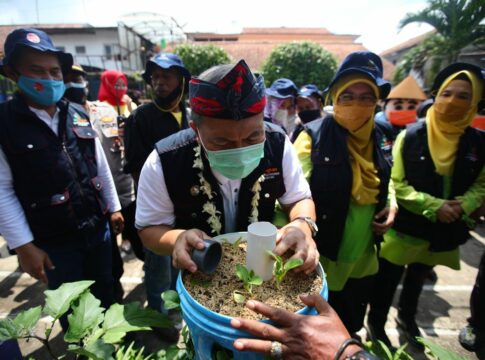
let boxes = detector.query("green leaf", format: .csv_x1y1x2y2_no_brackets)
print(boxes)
283,258,304,272
377,340,393,360
162,290,181,311
248,275,263,286
235,264,249,282
68,339,115,360
0,319,21,340
64,291,104,343
233,291,246,304
44,280,95,319
12,306,42,336
418,337,468,360
102,302,172,344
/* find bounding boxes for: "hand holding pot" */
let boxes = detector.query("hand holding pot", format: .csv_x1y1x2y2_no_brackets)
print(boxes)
172,228,209,273
231,293,362,359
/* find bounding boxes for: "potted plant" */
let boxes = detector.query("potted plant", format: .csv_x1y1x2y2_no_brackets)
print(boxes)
176,231,328,360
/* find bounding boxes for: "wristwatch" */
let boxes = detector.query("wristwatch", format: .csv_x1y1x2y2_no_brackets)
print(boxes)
293,216,318,237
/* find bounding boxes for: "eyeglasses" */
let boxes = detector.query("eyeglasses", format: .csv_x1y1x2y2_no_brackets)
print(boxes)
337,93,377,106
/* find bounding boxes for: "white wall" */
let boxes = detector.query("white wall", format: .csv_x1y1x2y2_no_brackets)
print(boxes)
49,29,122,71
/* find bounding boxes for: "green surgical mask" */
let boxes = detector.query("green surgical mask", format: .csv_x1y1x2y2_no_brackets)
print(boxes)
199,136,265,180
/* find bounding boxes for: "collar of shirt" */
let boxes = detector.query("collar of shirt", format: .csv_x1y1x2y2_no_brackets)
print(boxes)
29,106,60,136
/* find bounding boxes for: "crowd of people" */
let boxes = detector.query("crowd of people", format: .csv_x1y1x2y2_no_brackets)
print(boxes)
0,26,484,359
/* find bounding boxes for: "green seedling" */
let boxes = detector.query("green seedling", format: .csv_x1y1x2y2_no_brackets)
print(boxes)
267,251,304,288
235,264,262,295
222,237,243,250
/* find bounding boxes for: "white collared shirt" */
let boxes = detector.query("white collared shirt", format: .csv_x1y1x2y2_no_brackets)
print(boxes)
135,135,311,232
0,106,121,250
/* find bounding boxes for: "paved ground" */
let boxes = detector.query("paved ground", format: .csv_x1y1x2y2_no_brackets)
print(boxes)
0,225,484,359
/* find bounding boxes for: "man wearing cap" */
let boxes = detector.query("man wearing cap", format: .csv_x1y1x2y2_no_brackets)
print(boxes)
124,53,191,183
291,84,324,142
123,53,191,327
136,60,319,280
375,75,428,138
64,64,89,106
264,78,298,135
0,28,123,317
293,51,397,337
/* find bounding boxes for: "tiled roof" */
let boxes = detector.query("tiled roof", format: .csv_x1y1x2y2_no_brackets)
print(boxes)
204,41,395,80
242,27,332,35
380,30,435,57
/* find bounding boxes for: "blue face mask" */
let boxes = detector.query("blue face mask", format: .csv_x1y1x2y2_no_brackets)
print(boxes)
17,75,66,106
200,136,265,180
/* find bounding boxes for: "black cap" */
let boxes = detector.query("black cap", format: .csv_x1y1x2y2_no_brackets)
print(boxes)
325,51,390,99
0,28,73,76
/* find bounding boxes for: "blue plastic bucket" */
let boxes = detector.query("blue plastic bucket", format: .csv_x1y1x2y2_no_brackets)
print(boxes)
176,232,328,360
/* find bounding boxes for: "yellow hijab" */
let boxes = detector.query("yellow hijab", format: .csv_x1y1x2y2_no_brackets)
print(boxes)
427,70,483,176
330,75,381,205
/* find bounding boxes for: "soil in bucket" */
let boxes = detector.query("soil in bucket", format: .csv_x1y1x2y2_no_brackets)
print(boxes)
183,239,322,320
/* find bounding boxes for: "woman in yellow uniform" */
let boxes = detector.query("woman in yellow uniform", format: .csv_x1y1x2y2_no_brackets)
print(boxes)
294,51,397,336
368,63,485,349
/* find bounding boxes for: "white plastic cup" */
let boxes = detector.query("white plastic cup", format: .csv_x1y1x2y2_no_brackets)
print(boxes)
246,222,277,281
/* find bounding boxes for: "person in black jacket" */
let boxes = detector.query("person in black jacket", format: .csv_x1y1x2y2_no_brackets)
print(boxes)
368,63,485,350
293,51,397,337
0,28,123,328
123,53,191,339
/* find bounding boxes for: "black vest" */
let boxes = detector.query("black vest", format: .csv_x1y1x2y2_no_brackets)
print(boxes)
393,121,485,251
0,95,107,243
305,116,393,261
156,123,287,236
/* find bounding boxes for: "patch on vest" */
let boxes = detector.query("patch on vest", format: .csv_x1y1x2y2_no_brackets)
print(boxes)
264,167,281,180
73,112,90,127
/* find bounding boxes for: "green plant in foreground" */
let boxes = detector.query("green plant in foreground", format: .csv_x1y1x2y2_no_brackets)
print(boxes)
0,281,171,360
267,251,304,288
235,264,263,295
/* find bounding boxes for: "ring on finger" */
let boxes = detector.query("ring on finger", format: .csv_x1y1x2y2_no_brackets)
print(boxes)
270,341,283,359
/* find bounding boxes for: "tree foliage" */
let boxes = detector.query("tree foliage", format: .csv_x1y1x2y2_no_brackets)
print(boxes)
393,34,446,85
399,0,485,63
262,42,338,90
174,44,231,77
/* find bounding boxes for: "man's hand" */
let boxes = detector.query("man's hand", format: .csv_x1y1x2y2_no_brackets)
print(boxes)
15,243,55,284
172,229,209,272
110,211,124,235
275,224,319,274
437,200,462,223
231,294,361,359
372,206,397,235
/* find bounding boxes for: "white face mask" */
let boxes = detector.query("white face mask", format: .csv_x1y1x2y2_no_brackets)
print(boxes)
273,109,296,134
65,81,87,89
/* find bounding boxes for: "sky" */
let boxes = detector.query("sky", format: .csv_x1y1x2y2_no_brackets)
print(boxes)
0,0,435,53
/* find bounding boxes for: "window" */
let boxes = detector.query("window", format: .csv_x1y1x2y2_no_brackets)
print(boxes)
75,46,86,54
56,46,65,52
104,44,112,60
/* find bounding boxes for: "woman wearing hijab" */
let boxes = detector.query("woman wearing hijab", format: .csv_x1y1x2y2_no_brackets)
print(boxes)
98,69,136,117
368,63,485,349
294,51,397,336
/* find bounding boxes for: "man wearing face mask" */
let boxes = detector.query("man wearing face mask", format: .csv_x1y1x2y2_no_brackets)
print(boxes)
64,64,88,106
0,28,123,322
264,78,298,136
294,51,397,338
375,75,427,139
291,84,324,142
136,60,319,282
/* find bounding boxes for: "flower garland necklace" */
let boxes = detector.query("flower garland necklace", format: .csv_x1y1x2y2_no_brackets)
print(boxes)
193,145,265,234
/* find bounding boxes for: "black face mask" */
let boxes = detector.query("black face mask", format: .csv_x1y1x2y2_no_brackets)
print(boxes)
64,88,87,105
298,109,321,123
155,86,183,107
